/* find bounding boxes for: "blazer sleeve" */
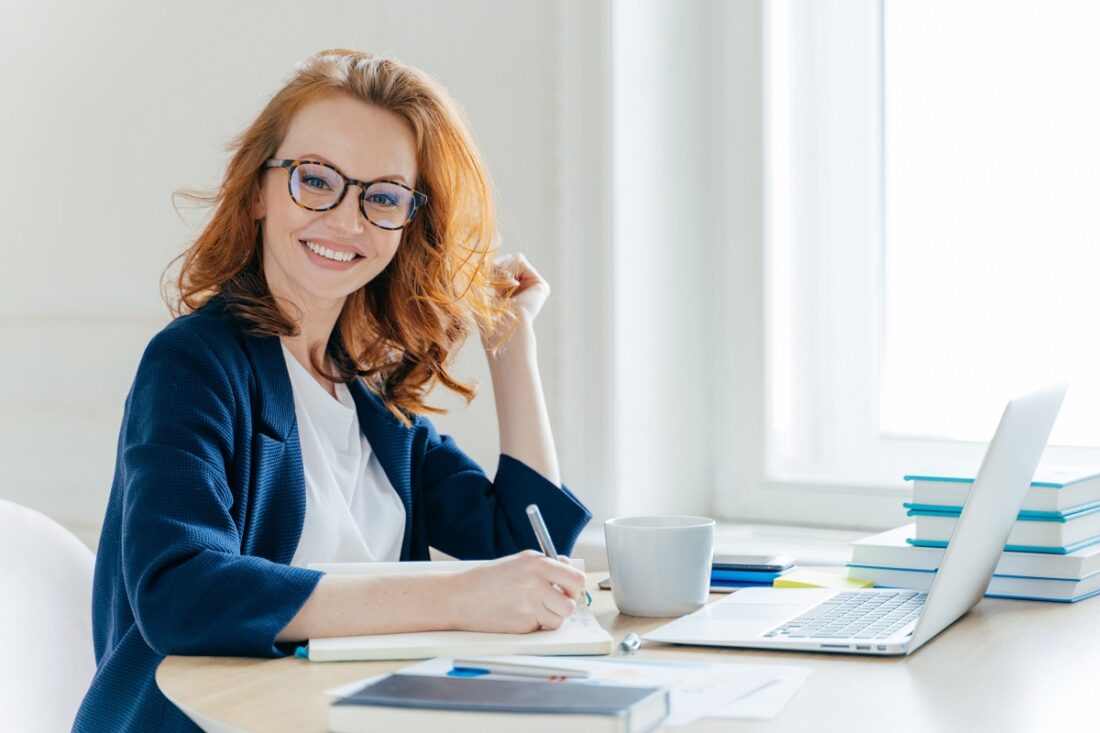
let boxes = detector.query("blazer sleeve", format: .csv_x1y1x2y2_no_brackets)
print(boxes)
118,324,322,657
416,417,592,560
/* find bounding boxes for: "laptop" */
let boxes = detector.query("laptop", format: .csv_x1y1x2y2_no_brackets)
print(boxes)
644,384,1067,656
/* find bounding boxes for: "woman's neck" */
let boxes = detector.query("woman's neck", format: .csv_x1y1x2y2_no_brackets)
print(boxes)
281,301,343,399
282,335,337,399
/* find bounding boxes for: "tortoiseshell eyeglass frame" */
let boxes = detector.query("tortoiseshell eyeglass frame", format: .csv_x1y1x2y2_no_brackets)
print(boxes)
263,158,428,231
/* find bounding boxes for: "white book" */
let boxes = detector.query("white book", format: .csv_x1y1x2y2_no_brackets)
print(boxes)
306,560,614,662
906,467,1100,513
909,505,1100,553
849,525,1100,579
848,565,1100,603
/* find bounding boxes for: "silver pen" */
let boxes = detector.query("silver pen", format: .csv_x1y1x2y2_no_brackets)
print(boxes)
526,504,592,606
526,504,560,560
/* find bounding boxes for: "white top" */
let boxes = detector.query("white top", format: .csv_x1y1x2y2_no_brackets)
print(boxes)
281,343,406,567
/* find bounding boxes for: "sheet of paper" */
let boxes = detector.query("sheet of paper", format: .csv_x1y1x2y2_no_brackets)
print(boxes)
340,656,790,726
565,657,776,726
709,665,812,720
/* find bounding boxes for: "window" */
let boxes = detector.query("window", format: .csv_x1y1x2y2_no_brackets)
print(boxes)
728,0,1100,528
881,0,1100,449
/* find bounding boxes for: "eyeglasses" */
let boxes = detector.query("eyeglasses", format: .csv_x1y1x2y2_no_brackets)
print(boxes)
263,158,428,231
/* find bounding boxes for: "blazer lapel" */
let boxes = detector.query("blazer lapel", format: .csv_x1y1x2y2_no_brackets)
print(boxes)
244,333,297,441
238,331,306,563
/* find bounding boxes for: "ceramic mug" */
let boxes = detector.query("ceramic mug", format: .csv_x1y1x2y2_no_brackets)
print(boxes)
604,515,715,617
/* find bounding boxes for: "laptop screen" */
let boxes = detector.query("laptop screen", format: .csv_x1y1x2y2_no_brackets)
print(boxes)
906,384,1066,653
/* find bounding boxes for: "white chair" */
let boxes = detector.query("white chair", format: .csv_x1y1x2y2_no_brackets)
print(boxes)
0,499,96,732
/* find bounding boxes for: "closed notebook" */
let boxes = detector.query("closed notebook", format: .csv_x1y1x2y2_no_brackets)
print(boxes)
308,560,614,662
329,673,670,733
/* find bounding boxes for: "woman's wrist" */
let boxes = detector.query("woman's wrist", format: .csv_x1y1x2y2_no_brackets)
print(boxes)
440,568,473,631
382,571,465,632
485,315,537,366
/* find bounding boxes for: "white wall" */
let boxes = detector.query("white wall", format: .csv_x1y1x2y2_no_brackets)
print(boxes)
612,0,712,515
610,0,766,519
1,0,774,549
0,0,611,547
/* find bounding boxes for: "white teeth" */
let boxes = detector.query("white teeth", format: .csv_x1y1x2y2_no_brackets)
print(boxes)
304,240,356,262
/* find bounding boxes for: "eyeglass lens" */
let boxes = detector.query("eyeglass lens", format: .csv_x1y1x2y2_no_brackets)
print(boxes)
288,162,417,229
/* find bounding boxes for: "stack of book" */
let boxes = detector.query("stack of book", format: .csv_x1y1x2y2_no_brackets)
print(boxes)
710,552,797,591
848,468,1100,602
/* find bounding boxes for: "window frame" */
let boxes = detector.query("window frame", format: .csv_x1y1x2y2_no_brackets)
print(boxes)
718,0,1100,530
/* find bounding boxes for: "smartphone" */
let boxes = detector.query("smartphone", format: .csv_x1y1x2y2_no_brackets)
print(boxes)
711,553,796,572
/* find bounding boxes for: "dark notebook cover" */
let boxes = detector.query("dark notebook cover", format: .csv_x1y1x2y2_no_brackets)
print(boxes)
333,673,668,718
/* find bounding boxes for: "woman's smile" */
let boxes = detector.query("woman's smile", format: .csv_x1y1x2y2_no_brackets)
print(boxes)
298,238,365,270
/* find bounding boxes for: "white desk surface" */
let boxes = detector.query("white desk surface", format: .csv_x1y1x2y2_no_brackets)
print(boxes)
157,572,1100,733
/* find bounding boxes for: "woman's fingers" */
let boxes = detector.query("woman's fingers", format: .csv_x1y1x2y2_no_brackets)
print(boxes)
494,253,545,289
540,590,578,625
454,551,586,633
492,254,521,281
535,605,561,630
482,252,551,328
544,558,586,600
494,252,528,272
521,554,582,629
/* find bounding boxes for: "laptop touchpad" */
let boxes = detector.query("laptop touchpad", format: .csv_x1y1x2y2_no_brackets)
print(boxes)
703,603,806,622
643,603,801,640
644,589,837,643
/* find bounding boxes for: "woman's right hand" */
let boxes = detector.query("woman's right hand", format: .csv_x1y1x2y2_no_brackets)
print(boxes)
447,550,587,633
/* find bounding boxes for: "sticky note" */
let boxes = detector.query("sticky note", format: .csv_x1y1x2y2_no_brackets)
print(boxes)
773,569,873,589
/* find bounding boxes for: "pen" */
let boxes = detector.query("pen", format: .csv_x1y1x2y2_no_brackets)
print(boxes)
526,504,560,560
452,658,591,680
526,504,592,607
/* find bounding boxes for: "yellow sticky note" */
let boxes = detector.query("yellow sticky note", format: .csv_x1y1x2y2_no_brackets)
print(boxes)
773,569,873,589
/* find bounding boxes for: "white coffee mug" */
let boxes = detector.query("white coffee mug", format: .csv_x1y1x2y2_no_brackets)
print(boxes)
604,515,715,617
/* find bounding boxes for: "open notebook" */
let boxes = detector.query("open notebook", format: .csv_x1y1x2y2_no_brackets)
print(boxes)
306,560,614,662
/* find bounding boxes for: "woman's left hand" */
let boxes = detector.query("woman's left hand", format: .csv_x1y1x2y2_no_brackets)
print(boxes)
492,253,550,325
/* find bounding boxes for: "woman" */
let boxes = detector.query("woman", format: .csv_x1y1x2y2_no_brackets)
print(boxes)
73,49,590,732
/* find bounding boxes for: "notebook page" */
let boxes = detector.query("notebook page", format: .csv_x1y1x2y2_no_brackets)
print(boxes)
306,559,612,662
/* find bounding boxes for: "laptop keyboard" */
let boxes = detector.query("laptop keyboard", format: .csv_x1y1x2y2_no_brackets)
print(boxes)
763,590,927,640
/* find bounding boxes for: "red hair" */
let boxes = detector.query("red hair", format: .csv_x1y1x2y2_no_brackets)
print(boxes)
167,50,512,422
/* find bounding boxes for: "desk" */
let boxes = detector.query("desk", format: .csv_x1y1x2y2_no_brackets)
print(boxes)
158,573,1100,733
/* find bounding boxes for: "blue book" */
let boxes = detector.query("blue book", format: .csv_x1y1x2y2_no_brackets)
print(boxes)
709,567,794,583
709,578,775,591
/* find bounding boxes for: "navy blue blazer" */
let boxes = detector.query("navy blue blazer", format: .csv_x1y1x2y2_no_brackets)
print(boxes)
73,296,591,732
